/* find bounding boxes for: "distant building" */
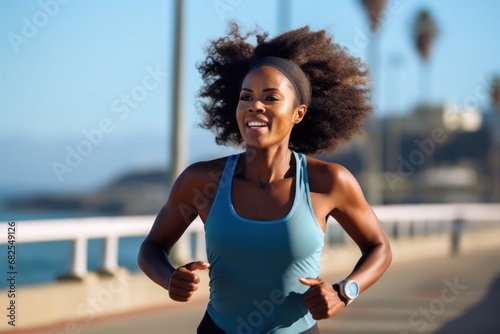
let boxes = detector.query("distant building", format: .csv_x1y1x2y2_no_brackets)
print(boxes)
323,76,500,204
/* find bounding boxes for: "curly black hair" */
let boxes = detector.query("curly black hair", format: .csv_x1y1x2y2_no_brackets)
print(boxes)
196,22,372,154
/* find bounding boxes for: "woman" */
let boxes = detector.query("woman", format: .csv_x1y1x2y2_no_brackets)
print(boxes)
138,23,392,333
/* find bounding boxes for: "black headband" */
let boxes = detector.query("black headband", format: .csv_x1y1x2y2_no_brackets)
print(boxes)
249,56,312,107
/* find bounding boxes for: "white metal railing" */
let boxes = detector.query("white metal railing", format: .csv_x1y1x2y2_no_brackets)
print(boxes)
1,203,499,280
0,215,160,278
372,203,500,241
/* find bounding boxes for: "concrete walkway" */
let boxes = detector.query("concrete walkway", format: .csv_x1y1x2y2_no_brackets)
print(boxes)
2,227,500,334
318,246,500,333
60,248,500,334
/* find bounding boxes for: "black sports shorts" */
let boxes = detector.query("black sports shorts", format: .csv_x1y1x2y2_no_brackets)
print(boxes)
196,311,321,333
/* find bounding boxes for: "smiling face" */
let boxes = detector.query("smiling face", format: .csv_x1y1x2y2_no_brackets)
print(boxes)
236,66,306,150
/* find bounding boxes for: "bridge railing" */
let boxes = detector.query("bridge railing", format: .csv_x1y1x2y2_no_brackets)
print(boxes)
1,203,499,280
327,204,500,256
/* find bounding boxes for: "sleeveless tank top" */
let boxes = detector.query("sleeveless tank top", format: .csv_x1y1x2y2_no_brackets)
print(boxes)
204,151,325,333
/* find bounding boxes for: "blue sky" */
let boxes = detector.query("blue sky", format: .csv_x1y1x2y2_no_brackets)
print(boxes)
1,0,499,195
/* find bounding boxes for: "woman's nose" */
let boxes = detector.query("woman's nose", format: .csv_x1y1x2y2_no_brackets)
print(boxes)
249,99,265,112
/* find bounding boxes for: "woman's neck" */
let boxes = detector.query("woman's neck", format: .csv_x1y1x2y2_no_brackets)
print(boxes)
241,146,294,188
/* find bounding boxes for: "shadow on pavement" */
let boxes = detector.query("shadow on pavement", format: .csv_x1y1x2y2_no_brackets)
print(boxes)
434,274,500,333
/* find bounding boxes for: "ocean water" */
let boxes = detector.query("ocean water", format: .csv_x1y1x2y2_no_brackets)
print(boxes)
0,210,144,288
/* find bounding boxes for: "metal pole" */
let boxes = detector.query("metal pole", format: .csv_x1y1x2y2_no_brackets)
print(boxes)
278,0,291,33
169,0,189,265
171,0,187,185
363,33,384,205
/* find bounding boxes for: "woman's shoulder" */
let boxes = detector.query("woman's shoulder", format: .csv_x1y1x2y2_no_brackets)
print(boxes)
305,155,353,178
186,156,229,172
305,155,358,193
178,155,233,186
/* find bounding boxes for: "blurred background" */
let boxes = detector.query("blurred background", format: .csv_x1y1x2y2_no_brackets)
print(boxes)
1,0,499,218
0,0,500,333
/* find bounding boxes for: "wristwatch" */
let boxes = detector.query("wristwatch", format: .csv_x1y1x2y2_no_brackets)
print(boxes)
334,278,359,305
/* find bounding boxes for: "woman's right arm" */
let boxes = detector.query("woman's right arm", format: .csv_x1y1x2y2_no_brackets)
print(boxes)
137,164,209,300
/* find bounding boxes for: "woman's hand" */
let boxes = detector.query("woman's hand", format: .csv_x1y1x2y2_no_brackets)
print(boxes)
168,261,210,302
299,277,346,320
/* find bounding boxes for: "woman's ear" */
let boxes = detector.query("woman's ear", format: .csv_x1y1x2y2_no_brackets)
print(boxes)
293,105,307,124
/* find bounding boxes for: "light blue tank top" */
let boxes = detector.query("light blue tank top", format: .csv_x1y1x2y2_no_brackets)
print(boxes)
204,151,325,333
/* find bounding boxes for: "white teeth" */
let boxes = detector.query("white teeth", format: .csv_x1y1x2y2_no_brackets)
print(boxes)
248,121,267,127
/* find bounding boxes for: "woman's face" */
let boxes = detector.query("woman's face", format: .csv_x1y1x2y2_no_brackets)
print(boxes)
236,66,306,150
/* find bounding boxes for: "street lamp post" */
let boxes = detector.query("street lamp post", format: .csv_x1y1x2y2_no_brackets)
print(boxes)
168,0,190,265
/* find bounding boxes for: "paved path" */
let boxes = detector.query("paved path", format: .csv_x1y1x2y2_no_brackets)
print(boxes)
47,248,500,334
318,248,500,334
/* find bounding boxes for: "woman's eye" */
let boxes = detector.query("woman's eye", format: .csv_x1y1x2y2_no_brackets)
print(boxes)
265,95,279,101
239,95,251,101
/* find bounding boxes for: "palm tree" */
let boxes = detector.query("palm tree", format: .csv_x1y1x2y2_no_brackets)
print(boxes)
412,9,439,104
359,0,387,204
360,0,387,33
278,0,292,33
359,0,387,75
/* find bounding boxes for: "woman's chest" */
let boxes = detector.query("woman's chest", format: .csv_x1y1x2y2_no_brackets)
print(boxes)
231,177,295,221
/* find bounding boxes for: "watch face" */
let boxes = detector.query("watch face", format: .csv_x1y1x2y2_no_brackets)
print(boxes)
345,281,359,298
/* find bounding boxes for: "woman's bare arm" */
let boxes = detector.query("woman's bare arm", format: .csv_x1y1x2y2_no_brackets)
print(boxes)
301,161,392,319
329,164,392,292
137,163,212,299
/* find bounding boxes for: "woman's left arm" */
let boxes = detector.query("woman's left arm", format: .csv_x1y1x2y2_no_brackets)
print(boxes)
328,164,392,292
301,163,392,319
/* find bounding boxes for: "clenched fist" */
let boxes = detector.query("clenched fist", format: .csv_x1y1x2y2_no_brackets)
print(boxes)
168,261,209,302
299,277,346,320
